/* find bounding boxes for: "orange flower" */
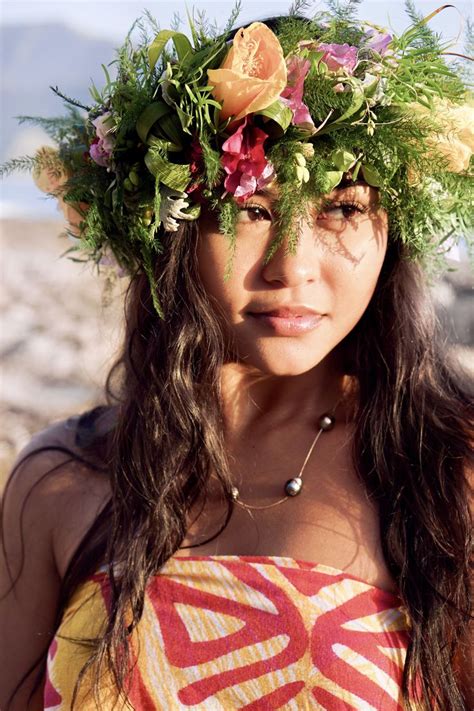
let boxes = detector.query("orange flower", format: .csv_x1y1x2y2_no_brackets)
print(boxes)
33,146,87,236
208,22,287,122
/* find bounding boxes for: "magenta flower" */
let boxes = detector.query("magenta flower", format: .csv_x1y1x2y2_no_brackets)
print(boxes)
317,42,358,74
221,117,274,200
89,138,112,167
280,56,315,131
89,112,115,168
364,30,392,56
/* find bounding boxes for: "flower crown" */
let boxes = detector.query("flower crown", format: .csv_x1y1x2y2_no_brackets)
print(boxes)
2,3,473,315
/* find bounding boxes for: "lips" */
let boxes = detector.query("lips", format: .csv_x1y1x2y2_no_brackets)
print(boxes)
255,307,322,318
247,305,324,335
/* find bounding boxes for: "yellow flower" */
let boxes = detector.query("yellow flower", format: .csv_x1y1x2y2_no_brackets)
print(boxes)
33,146,87,235
208,22,287,122
411,98,474,173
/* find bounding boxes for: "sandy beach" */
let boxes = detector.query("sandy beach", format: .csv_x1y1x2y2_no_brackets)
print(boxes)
0,218,124,485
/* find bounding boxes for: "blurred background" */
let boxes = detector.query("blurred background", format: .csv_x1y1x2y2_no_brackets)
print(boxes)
1,0,473,483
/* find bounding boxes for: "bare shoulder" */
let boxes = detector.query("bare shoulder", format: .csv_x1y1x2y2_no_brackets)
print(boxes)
2,412,111,579
0,413,111,709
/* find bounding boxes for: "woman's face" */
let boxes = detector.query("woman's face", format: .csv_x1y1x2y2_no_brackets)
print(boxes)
197,182,388,376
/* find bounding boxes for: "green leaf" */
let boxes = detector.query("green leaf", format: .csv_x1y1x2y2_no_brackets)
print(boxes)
101,63,112,87
323,171,344,192
159,114,184,149
144,150,190,192
89,84,102,103
141,244,164,318
148,30,193,71
173,34,193,62
330,149,357,172
361,164,383,187
351,160,362,181
184,84,198,104
175,105,194,134
334,86,365,124
255,100,293,134
136,102,171,143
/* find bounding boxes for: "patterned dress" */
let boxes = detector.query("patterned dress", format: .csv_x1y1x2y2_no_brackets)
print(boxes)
44,555,412,710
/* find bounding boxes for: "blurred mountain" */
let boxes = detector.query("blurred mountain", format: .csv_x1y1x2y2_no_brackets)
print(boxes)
1,23,116,161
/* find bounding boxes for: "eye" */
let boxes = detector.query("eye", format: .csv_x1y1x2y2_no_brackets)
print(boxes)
237,203,273,223
318,201,368,221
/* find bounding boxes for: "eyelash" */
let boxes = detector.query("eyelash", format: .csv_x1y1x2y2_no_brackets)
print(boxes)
239,200,368,223
238,203,272,222
319,200,369,220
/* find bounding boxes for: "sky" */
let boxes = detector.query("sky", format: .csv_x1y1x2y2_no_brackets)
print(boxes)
1,0,472,47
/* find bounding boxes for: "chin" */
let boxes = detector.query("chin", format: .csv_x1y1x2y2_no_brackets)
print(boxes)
236,338,334,377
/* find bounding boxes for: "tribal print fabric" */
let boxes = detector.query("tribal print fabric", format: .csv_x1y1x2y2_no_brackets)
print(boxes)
44,556,411,709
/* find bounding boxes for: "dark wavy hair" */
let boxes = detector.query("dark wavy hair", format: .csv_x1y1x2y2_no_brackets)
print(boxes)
2,10,472,706
4,210,473,709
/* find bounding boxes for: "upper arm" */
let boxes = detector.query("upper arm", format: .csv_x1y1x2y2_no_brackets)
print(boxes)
0,436,64,709
0,421,110,710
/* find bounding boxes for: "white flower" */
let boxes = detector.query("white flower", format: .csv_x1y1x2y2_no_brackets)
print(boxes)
362,73,391,107
159,186,194,232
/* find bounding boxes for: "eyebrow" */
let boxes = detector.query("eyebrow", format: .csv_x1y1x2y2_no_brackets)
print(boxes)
258,186,279,200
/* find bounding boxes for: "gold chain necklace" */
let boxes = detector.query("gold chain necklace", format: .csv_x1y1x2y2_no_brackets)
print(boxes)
230,397,343,511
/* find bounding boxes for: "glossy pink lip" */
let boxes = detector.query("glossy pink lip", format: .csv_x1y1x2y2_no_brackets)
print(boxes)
248,307,324,336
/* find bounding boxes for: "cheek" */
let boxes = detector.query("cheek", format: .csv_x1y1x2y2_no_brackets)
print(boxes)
326,229,387,323
197,232,248,313
197,221,268,312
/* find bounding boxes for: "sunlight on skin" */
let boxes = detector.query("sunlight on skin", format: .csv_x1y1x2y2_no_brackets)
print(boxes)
198,184,388,372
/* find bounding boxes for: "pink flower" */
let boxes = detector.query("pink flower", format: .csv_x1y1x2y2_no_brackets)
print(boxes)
189,136,204,176
317,42,358,74
89,138,112,167
364,30,392,56
280,56,315,131
221,117,274,200
89,112,115,167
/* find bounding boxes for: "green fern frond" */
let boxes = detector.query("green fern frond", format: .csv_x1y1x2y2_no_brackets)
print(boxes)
221,1,243,36
0,155,37,178
326,0,363,23
49,86,91,111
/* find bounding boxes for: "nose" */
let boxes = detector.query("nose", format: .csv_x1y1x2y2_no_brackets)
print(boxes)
261,218,320,288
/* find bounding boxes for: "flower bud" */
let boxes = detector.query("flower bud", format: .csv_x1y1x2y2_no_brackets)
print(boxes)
295,152,306,167
296,165,310,184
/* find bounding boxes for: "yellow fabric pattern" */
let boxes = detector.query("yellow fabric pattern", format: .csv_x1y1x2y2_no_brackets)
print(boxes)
44,555,412,710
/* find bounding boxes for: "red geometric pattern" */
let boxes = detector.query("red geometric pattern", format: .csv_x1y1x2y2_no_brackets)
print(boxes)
44,555,411,710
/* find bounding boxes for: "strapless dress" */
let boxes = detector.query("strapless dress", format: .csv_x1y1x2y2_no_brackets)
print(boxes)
44,555,411,710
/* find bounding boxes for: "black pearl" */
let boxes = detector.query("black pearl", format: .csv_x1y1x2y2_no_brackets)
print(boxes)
231,486,240,501
319,413,335,431
284,477,303,496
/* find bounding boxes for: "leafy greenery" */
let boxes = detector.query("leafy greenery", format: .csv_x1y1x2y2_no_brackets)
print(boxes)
1,1,472,316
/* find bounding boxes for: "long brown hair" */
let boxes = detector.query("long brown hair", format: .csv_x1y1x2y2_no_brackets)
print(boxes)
3,214,473,709
37,212,470,709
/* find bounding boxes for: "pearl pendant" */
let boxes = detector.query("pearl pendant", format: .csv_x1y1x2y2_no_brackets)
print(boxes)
284,477,303,497
231,486,240,501
319,413,335,431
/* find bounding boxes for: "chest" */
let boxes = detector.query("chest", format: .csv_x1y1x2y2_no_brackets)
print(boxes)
181,423,398,594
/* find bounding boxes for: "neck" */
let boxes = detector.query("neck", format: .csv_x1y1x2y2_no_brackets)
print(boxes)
219,351,354,437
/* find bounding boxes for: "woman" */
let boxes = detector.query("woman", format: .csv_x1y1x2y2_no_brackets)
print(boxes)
1,5,472,710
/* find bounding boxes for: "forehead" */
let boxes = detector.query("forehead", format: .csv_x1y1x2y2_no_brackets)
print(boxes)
258,179,379,202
